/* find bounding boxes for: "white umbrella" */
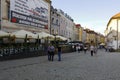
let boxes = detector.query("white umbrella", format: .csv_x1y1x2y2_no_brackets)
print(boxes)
100,43,105,46
37,32,54,39
11,30,37,39
0,30,9,37
56,35,67,40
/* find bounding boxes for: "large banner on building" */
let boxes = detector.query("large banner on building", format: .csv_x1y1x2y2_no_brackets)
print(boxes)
0,0,1,28
10,0,49,28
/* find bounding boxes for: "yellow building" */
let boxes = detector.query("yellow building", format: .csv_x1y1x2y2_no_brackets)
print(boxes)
84,29,96,45
79,27,82,41
76,24,85,42
100,35,105,44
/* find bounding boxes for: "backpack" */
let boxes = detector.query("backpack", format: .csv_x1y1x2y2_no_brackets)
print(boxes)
50,46,55,52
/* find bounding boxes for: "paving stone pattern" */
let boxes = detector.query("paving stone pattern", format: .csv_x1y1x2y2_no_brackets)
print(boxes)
0,49,120,80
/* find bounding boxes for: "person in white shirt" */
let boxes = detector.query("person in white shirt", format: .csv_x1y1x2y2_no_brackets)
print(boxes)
90,45,94,56
84,46,87,54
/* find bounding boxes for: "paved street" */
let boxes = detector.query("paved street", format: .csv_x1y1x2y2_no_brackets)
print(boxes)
0,49,120,80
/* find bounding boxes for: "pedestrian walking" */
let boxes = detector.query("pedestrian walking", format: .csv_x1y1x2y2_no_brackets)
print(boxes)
78,45,81,53
105,46,108,52
57,46,62,61
84,46,87,54
49,45,55,61
47,45,51,61
76,44,80,53
94,46,97,55
90,45,94,56
72,45,75,52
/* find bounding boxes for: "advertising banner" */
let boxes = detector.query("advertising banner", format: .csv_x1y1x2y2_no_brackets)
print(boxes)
10,0,49,28
0,0,2,29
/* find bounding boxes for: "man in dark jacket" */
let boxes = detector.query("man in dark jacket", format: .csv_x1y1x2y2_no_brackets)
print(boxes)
57,46,62,61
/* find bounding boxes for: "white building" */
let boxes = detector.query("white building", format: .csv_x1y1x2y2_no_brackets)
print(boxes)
50,6,60,35
57,9,75,41
105,12,120,49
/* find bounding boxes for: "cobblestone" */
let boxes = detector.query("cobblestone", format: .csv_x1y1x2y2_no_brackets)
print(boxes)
0,49,120,80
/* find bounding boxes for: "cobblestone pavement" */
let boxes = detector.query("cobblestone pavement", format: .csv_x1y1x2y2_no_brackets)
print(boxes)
0,49,120,80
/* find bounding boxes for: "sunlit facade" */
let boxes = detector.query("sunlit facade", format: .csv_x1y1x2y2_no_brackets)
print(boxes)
105,12,120,49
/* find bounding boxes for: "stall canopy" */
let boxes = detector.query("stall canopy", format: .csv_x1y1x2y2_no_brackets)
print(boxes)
56,35,67,41
0,30,9,37
100,43,105,46
11,30,37,39
36,32,54,39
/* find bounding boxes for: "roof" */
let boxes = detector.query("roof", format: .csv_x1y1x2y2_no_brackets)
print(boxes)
75,24,81,28
75,24,81,26
112,12,120,19
107,12,120,27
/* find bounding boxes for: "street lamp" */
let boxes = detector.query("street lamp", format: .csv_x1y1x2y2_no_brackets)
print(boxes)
53,34,57,47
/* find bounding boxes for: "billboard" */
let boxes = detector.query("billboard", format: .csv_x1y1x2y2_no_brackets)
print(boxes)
0,0,2,29
10,0,49,28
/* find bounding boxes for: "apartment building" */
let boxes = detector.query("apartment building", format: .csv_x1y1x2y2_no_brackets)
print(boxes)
0,0,51,33
50,6,60,35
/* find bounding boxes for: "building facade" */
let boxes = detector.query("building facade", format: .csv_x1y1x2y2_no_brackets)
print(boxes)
50,6,60,35
105,12,120,49
57,9,75,41
0,0,51,33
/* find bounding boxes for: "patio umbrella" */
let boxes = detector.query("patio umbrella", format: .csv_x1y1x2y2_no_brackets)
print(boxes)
0,30,9,38
36,32,54,39
56,35,67,41
10,30,37,39
100,43,105,46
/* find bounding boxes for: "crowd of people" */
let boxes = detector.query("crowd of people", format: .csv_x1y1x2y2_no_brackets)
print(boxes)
46,44,100,62
72,44,98,56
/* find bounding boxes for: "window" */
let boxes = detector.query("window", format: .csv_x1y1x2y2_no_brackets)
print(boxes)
52,18,54,23
56,19,58,25
52,29,54,34
52,12,54,14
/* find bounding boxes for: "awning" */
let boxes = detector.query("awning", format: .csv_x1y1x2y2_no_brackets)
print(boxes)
36,32,54,39
100,43,105,46
10,30,37,39
0,30,9,37
56,35,67,41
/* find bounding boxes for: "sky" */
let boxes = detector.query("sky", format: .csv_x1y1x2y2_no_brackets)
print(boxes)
51,0,120,35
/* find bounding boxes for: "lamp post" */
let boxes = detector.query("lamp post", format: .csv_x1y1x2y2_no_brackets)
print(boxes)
53,34,57,47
